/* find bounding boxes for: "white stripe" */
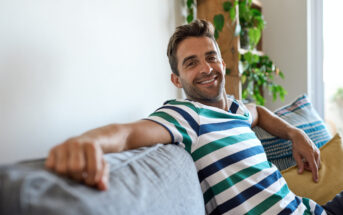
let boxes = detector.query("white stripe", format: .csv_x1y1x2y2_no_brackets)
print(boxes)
205,167,276,211
229,176,287,214
291,202,306,215
199,153,267,191
154,108,198,144
197,127,255,149
164,103,200,125
263,191,297,214
195,137,262,170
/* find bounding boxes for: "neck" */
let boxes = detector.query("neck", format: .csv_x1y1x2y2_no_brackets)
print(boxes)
190,91,229,111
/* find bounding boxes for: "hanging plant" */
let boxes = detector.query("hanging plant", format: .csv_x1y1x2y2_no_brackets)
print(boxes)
186,0,195,23
238,0,265,49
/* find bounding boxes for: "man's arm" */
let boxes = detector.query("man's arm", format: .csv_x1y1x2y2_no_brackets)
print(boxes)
45,120,171,190
246,104,320,182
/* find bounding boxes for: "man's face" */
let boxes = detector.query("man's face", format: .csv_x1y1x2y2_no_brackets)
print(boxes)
171,36,226,103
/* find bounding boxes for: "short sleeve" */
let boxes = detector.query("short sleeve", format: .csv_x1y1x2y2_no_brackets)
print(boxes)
145,100,200,153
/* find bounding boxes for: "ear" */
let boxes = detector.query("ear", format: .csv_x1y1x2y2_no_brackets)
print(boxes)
221,59,226,70
171,73,182,88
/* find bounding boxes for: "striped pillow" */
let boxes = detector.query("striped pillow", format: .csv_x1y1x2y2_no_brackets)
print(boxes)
253,94,332,170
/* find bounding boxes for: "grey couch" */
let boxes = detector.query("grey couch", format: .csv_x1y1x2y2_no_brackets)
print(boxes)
0,144,205,215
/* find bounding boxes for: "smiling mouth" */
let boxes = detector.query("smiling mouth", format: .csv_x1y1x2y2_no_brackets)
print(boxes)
197,75,218,85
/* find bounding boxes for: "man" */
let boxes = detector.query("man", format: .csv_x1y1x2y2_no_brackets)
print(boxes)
45,20,340,214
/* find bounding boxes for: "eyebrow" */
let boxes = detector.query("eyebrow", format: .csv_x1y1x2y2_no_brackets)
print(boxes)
205,50,218,56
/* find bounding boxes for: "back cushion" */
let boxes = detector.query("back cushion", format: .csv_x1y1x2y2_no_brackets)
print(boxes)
253,94,332,170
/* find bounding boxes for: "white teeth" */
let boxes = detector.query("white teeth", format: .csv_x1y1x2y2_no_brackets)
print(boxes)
200,78,215,84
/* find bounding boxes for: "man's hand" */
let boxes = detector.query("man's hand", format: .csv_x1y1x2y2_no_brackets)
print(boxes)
290,129,320,183
44,120,171,191
45,137,109,190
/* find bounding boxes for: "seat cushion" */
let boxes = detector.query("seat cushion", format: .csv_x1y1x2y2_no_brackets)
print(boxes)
281,134,343,205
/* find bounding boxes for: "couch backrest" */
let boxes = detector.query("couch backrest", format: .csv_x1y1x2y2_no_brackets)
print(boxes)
0,144,205,215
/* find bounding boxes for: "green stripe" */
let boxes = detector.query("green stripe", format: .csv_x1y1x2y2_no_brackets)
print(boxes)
191,132,257,161
150,111,192,153
302,198,312,215
204,161,270,204
166,100,199,113
199,108,249,120
245,184,290,215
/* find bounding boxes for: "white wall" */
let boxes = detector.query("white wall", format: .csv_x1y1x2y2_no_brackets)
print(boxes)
0,0,184,164
261,0,309,111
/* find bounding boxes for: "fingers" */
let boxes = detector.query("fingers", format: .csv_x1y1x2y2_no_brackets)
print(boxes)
96,159,109,191
45,147,56,169
307,157,319,183
68,141,85,182
84,142,102,186
293,152,304,174
45,138,107,190
293,150,320,183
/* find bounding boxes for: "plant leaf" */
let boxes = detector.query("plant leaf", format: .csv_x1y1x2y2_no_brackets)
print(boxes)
230,7,236,21
214,29,219,40
241,74,247,84
223,1,232,12
213,14,225,32
187,14,193,23
187,0,193,9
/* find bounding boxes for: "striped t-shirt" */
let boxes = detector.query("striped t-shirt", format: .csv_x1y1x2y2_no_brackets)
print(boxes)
147,97,326,215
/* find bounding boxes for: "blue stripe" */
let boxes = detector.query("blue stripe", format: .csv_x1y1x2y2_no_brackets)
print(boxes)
314,204,324,215
156,106,199,136
259,122,326,143
198,145,265,182
210,170,283,215
277,103,311,117
278,196,301,215
199,120,250,135
229,101,239,113
303,125,326,134
274,95,307,113
297,121,323,129
261,139,288,147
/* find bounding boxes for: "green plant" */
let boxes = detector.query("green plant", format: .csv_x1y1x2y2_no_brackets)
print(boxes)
240,52,286,105
238,0,265,49
186,0,195,23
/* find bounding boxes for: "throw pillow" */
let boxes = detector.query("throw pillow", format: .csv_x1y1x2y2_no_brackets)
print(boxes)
253,94,332,170
281,134,343,205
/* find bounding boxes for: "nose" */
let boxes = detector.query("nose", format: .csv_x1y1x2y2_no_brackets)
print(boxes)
200,61,213,75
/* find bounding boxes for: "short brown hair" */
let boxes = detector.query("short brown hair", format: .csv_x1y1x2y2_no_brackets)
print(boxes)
167,19,219,76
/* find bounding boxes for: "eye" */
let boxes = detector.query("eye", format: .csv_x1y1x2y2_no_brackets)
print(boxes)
186,59,198,68
208,55,218,62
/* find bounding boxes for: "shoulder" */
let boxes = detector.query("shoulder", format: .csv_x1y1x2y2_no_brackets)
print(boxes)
157,99,201,114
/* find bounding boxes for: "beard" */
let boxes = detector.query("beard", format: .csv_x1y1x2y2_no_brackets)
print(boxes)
180,71,225,103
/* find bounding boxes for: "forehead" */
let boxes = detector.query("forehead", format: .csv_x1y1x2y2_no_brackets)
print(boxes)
176,36,219,62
